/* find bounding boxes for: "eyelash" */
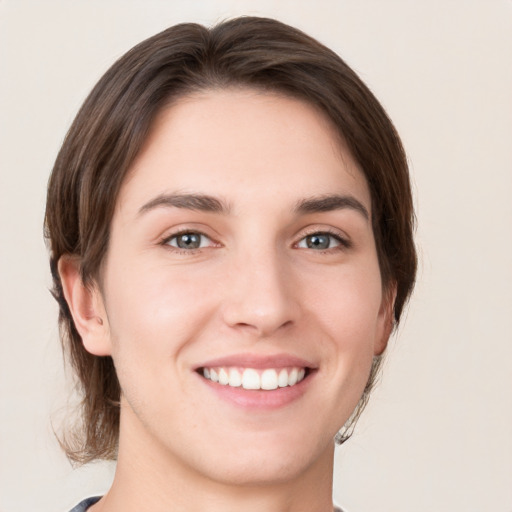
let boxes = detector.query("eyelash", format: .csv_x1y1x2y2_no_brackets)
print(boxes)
295,228,351,252
159,228,351,254
160,229,217,254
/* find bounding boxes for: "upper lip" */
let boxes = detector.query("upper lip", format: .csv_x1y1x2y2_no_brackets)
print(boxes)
195,353,316,370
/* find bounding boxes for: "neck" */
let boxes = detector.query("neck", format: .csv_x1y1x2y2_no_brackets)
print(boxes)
93,407,336,512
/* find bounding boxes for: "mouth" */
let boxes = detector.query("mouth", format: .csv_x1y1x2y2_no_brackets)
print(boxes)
194,354,316,408
199,366,309,390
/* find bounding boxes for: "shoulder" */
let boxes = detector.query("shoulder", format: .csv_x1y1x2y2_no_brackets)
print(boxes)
68,496,102,512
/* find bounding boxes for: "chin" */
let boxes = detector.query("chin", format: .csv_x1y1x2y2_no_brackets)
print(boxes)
182,427,335,487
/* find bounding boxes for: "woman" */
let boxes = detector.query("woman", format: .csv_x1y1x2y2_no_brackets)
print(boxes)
45,16,416,512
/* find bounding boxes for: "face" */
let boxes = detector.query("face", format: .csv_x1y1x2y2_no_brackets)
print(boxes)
82,89,392,485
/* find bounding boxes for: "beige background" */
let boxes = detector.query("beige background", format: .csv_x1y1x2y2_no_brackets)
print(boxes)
1,1,511,511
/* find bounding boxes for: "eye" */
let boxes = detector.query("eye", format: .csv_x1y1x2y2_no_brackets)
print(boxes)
164,231,213,250
296,232,344,250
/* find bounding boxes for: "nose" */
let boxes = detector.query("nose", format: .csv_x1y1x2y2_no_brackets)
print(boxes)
221,247,300,338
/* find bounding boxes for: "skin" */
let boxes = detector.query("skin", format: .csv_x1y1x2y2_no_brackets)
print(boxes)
60,89,394,512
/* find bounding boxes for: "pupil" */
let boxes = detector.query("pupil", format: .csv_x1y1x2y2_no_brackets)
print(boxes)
178,233,200,249
307,234,329,249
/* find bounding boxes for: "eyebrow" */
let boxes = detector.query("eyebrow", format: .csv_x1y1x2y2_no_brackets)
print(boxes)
294,194,370,220
137,192,369,220
138,193,230,215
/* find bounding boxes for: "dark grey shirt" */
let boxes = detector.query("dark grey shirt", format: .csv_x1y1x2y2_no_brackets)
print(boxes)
69,497,101,512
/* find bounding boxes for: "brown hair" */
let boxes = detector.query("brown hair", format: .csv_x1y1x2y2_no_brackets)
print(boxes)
45,16,416,463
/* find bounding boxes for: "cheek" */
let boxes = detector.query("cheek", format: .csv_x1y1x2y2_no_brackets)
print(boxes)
306,261,384,390
104,260,216,361
308,260,383,341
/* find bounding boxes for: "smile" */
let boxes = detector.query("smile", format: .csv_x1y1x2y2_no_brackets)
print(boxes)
201,367,307,390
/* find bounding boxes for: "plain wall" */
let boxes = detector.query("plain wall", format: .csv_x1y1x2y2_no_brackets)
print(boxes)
0,1,511,511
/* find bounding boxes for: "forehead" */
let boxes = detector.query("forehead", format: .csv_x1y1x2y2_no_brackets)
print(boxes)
118,89,371,215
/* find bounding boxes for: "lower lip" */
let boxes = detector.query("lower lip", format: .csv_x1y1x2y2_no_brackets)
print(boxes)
198,372,313,410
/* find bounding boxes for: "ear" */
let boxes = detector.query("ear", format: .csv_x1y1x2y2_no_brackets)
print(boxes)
374,283,397,356
58,255,112,356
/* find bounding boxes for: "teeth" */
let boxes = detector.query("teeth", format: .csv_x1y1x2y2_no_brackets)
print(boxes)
228,368,242,387
288,368,298,386
218,368,229,385
202,366,307,390
242,368,260,390
278,369,288,388
261,369,278,390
